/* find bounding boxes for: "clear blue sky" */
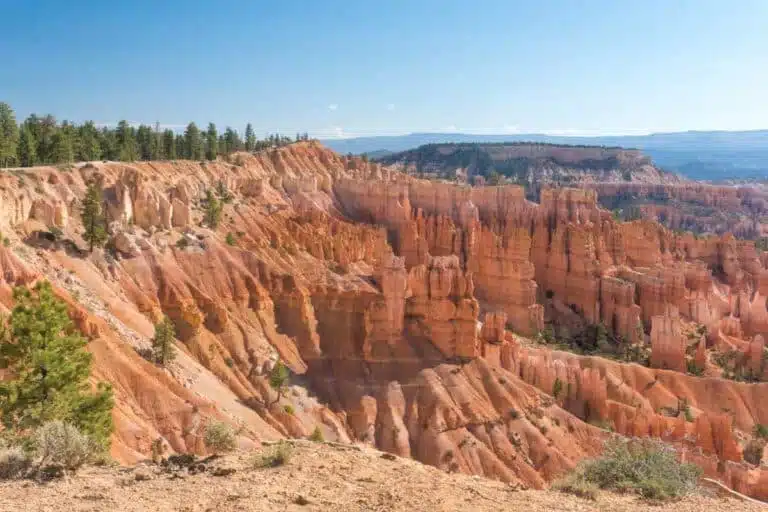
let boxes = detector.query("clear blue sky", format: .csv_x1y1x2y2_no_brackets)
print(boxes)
2,0,767,137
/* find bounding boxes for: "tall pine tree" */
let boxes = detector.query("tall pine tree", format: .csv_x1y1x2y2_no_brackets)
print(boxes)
205,123,218,160
136,124,153,161
184,122,203,160
77,121,102,162
116,120,139,162
81,180,108,252
0,102,19,167
17,124,37,167
244,123,255,151
0,281,114,448
151,316,176,367
51,123,75,163
163,129,176,160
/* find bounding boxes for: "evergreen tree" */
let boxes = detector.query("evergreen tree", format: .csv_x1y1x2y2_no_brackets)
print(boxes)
37,115,58,164
0,281,114,448
136,124,153,161
77,121,102,162
151,122,163,160
81,180,108,252
163,129,176,159
184,122,203,160
205,123,218,160
174,133,185,159
17,124,37,167
116,120,138,161
99,127,119,161
244,123,255,151
51,124,75,163
269,359,289,403
204,189,222,228
223,127,242,154
151,316,176,367
0,102,19,167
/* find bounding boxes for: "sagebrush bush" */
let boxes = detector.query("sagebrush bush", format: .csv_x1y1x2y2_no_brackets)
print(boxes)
555,438,700,501
309,427,324,442
0,446,31,479
203,421,237,454
252,442,292,468
743,439,765,466
35,421,96,472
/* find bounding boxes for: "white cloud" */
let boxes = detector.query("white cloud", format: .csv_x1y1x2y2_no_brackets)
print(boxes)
502,124,520,133
386,103,395,111
328,104,338,111
443,124,457,131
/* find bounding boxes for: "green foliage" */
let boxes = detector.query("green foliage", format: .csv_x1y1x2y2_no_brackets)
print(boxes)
245,123,256,151
0,282,114,450
175,237,190,249
184,122,204,160
553,474,599,501
162,129,176,159
81,180,108,252
34,421,98,472
77,121,102,162
0,446,31,479
17,124,37,167
686,359,703,376
205,123,218,160
269,359,290,402
0,102,19,168
151,316,176,367
225,232,236,246
204,189,222,229
203,420,237,454
756,237,768,253
116,120,139,162
252,442,293,468
309,426,324,442
552,378,564,399
283,404,295,415
556,438,701,501
754,424,768,439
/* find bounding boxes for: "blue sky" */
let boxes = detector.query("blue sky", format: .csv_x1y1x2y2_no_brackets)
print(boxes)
2,0,767,137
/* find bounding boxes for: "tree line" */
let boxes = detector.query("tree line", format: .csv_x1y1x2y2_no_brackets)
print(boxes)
0,101,310,168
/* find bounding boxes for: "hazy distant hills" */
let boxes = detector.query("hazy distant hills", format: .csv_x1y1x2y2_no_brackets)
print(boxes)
321,131,768,181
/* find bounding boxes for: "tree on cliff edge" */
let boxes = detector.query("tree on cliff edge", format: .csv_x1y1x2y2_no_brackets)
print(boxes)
244,123,255,151
81,180,108,252
0,102,19,167
0,281,114,449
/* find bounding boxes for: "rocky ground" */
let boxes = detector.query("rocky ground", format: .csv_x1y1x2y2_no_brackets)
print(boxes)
0,440,762,512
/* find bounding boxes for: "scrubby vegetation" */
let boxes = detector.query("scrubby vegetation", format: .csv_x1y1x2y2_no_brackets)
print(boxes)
151,315,176,367
252,442,293,468
554,438,701,501
203,421,237,454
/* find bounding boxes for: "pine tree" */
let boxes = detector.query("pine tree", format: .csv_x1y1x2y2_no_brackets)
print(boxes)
205,123,218,160
269,359,289,404
136,124,153,161
17,124,37,167
81,180,108,252
204,189,222,228
244,123,255,151
37,115,58,164
185,122,203,160
116,120,139,161
223,127,242,154
51,124,75,164
0,102,19,167
77,121,102,162
151,122,164,160
174,133,185,159
163,129,176,159
151,316,176,367
99,127,118,161
0,281,114,448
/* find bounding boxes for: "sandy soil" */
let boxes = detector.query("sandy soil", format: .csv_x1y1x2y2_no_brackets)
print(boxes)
0,440,763,512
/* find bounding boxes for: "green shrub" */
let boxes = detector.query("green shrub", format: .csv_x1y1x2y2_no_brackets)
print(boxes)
283,405,295,415
556,438,700,501
309,427,324,442
203,421,237,454
225,232,236,246
553,472,599,501
34,421,97,472
754,424,768,439
252,442,293,468
0,446,31,479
